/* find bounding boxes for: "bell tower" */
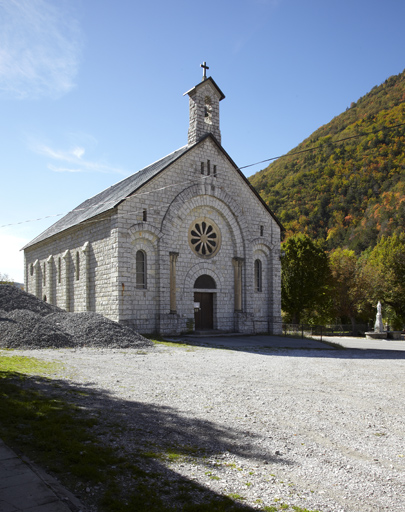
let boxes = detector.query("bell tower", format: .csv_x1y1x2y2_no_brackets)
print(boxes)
184,62,225,146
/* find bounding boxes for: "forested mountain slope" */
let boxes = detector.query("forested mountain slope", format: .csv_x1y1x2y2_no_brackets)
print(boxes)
249,69,405,252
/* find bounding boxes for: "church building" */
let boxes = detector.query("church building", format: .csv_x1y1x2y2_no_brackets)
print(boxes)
24,66,283,335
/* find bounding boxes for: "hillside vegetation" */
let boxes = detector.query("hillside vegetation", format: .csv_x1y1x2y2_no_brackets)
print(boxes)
250,69,405,253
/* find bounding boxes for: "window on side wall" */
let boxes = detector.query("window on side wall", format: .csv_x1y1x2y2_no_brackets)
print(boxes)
254,259,262,292
136,250,147,289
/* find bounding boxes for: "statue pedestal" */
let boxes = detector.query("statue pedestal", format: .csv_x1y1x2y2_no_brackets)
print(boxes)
365,331,402,340
365,331,387,340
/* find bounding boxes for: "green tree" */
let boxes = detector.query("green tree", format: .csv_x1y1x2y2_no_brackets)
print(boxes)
329,248,358,328
281,234,331,324
329,248,373,329
365,234,405,328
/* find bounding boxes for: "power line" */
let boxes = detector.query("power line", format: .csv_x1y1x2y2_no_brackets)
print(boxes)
2,120,405,230
239,121,405,170
0,175,212,229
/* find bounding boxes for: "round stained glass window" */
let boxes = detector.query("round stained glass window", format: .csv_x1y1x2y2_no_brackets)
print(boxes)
188,218,221,258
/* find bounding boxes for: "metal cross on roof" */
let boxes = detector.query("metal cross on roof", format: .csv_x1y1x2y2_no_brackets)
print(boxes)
200,61,209,80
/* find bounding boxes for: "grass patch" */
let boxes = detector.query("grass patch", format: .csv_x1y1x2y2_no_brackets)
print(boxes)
292,507,321,512
143,334,199,350
153,339,192,348
226,493,245,501
0,366,122,487
144,334,187,347
0,354,63,375
0,355,258,511
141,445,201,463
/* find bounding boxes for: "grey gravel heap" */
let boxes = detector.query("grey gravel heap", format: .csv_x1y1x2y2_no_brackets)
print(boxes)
0,285,152,349
0,284,62,316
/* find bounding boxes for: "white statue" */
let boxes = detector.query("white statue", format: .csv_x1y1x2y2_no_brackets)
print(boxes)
374,301,384,333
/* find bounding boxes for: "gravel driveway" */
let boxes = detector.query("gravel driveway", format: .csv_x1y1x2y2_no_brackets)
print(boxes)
8,342,405,512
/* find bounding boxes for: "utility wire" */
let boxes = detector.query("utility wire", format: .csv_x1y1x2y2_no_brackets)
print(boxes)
0,175,212,229
2,121,405,229
239,121,405,170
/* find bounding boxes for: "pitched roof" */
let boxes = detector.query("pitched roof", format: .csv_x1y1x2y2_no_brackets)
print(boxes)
205,135,284,232
183,76,225,101
23,145,190,249
24,135,283,250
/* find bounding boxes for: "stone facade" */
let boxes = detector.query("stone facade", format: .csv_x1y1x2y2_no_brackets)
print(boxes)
24,74,282,336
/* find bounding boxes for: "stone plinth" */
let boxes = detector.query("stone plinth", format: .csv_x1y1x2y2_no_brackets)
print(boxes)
365,332,387,340
365,331,402,340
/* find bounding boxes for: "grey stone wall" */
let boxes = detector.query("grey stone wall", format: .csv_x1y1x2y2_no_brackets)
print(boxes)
187,80,222,145
116,137,282,335
24,139,282,336
24,213,120,321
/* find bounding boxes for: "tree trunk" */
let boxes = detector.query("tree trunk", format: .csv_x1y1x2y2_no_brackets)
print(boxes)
350,315,357,335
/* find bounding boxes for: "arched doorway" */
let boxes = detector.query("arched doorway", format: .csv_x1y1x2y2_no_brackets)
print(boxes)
194,275,216,330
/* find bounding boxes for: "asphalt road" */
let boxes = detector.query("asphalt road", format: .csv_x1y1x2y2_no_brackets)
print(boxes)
175,333,405,352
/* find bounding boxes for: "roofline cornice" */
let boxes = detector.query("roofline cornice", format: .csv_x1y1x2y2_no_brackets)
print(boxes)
183,77,225,101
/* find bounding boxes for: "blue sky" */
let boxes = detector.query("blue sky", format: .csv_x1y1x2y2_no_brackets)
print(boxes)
1,0,405,283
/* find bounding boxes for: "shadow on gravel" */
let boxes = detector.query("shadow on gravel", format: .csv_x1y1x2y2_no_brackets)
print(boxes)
174,337,405,360
1,370,286,511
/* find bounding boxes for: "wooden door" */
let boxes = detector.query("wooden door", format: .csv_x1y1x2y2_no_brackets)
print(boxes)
194,292,213,330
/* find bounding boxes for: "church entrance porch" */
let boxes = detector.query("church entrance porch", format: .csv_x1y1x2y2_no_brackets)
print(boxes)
194,292,214,330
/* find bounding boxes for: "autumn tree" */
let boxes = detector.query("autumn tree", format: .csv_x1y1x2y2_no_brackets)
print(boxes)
364,234,405,328
281,234,331,324
329,248,373,329
329,248,358,327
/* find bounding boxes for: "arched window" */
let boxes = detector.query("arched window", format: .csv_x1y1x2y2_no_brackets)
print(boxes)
254,259,262,292
76,252,80,281
136,250,147,289
194,274,216,289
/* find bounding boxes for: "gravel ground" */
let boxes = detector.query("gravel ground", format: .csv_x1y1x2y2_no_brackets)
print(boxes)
6,343,405,512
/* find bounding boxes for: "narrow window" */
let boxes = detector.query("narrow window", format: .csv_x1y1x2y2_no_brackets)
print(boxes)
30,264,34,276
143,209,147,222
76,252,80,281
213,165,217,177
254,259,262,292
207,159,211,176
43,262,46,285
201,162,205,175
260,225,264,237
58,257,61,284
136,250,147,289
204,96,212,123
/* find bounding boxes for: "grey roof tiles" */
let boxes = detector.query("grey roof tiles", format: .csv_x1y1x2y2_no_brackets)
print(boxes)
24,145,189,249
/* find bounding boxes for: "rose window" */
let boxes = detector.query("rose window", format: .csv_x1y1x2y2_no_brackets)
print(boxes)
188,218,221,258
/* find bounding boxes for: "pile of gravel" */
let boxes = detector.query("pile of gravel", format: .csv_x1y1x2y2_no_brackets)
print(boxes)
0,285,152,350
0,284,62,316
